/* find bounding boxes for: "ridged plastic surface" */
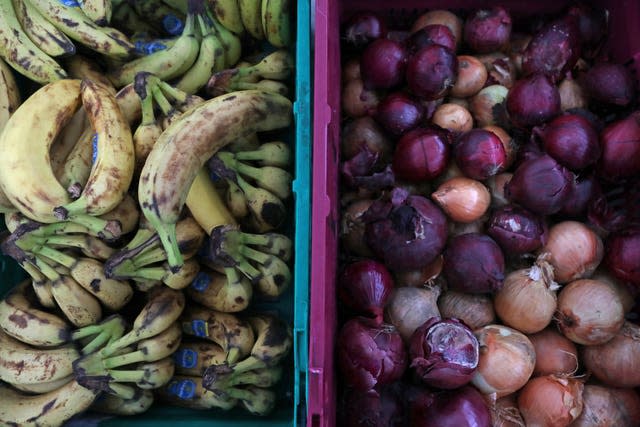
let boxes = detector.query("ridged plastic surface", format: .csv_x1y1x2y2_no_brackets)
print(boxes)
309,1,640,426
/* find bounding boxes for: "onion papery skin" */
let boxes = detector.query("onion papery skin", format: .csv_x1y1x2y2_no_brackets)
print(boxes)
571,385,634,427
517,375,584,427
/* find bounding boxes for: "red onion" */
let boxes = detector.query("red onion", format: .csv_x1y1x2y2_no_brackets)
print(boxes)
506,74,561,128
443,233,505,294
409,386,491,427
339,386,404,427
363,188,448,271
486,172,512,208
463,7,512,54
411,10,462,48
392,127,451,182
343,12,387,48
406,44,458,100
453,128,506,180
505,154,574,215
521,16,581,82
409,317,479,389
610,388,640,426
360,39,407,89
598,111,640,182
604,228,640,286
582,62,636,107
338,260,395,323
535,114,600,171
373,92,423,137
406,24,456,53
341,116,392,164
588,179,640,234
340,199,374,256
487,205,547,254
567,3,608,56
336,317,407,391
558,173,599,218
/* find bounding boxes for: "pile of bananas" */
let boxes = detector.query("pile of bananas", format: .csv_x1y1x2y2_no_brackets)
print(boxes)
0,0,296,424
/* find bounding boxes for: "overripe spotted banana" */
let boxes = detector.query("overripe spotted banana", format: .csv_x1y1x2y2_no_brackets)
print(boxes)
186,266,252,312
261,0,290,47
217,151,292,199
11,0,75,57
157,374,237,410
234,141,290,167
210,12,242,68
91,387,154,415
122,258,201,290
208,0,244,34
0,57,20,133
0,0,66,84
99,193,140,235
28,0,134,58
50,108,88,176
0,328,79,384
130,0,185,35
132,73,163,175
10,374,73,394
64,54,116,95
56,126,94,196
0,380,98,426
111,1,156,36
230,385,277,416
108,356,175,389
0,279,71,347
67,256,134,311
236,174,286,231
173,340,226,376
79,0,112,26
238,0,263,39
138,90,292,268
0,79,80,223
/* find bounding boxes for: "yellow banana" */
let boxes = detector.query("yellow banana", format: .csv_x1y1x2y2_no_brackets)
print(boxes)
138,90,292,268
186,266,252,312
64,54,117,95
91,387,154,415
51,108,89,177
0,56,20,133
68,257,134,311
0,380,98,426
261,0,290,48
173,340,226,376
238,0,263,39
210,12,242,67
157,374,237,410
55,79,135,218
10,374,73,394
0,79,80,223
79,0,112,26
208,0,244,34
186,166,237,234
12,0,75,57
99,193,140,235
56,126,94,197
225,178,250,219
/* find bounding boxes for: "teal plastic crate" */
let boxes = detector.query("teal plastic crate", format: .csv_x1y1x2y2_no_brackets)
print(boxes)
0,0,311,425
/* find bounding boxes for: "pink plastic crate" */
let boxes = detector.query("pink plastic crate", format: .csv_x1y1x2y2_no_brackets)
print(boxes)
310,0,640,426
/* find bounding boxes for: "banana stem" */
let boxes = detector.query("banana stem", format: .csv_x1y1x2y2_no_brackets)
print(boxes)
138,81,157,126
35,221,92,237
32,255,61,282
34,244,77,269
240,246,270,265
238,232,270,247
66,214,122,241
103,349,145,369
107,369,146,383
151,85,175,117
108,382,137,400
157,81,188,105
132,246,167,268
82,330,112,355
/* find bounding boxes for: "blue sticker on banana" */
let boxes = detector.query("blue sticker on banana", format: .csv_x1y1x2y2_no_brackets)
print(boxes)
191,319,208,337
174,348,198,369
191,271,211,292
60,0,80,7
167,379,196,399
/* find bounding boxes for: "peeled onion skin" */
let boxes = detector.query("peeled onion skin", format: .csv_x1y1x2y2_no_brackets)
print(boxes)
517,375,584,427
556,279,625,346
528,328,578,377
438,290,496,330
581,322,640,388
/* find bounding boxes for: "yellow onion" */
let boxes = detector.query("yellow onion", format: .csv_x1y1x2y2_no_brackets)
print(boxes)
517,375,584,427
432,177,491,223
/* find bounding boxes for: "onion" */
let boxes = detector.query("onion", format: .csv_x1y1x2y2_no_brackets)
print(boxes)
587,179,640,234
338,260,395,323
494,259,558,334
483,125,516,169
411,10,463,49
486,172,512,208
571,385,635,427
566,2,608,57
406,24,456,53
438,291,496,330
469,85,509,128
392,127,451,182
479,54,517,89
582,62,635,107
539,221,604,284
604,228,640,287
363,188,448,271
340,199,374,256
342,116,392,163
535,113,600,171
336,317,407,390
372,92,423,137
559,75,588,111
598,111,640,182
406,44,458,100
487,205,547,255
472,324,536,397
342,58,361,82
557,173,599,218
610,388,640,426
453,128,506,180
490,394,525,427
528,328,578,377
506,74,561,128
463,7,512,53
342,78,380,118
385,286,441,343
339,386,404,427
581,322,640,388
409,317,479,389
450,55,487,98
591,268,636,313
517,375,584,426
360,39,407,90
343,12,387,48
431,103,473,134
394,255,443,287
409,386,491,427
447,218,486,238
443,233,505,294
505,154,574,215
431,176,490,223
556,278,625,345
509,33,531,74
521,16,581,82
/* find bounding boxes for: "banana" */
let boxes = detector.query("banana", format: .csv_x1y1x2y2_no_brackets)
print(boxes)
233,78,289,96
67,257,134,311
100,287,185,357
238,0,263,39
108,9,199,88
64,54,116,95
0,57,20,133
0,380,98,426
236,174,286,232
35,233,115,260
51,274,103,327
180,304,254,363
226,132,260,152
0,79,80,223
10,374,73,394
255,253,290,297
234,141,290,167
210,12,242,67
132,72,162,175
208,0,244,34
157,374,237,410
56,126,94,197
0,279,71,347
138,90,292,268
231,385,276,416
28,0,134,58
32,278,57,308
0,328,79,384
127,258,201,289
129,0,185,35
79,0,112,26
99,193,139,235
91,386,154,415
261,0,290,48
0,0,66,84
218,151,292,199
51,108,88,177
111,1,156,36
175,14,226,94
162,0,187,13
108,356,175,389
12,0,75,57
54,79,135,219
173,340,226,376
70,313,127,355
225,178,250,219
186,266,252,312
